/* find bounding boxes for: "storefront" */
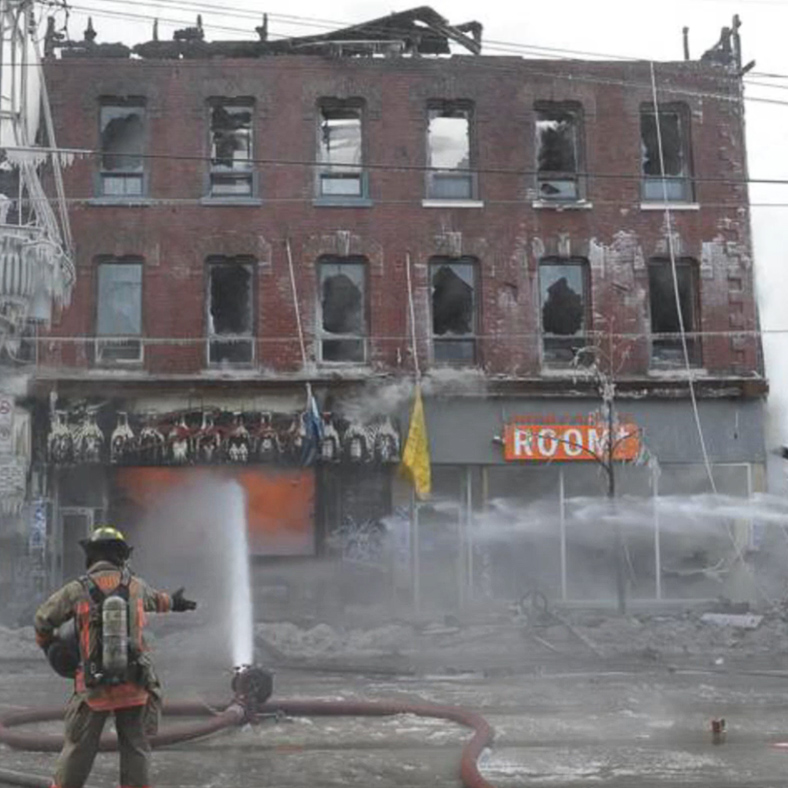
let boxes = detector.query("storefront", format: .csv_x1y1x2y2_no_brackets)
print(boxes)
33,394,401,604
410,396,767,610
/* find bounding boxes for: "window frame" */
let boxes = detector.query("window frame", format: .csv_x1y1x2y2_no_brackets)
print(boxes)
97,98,147,199
647,257,702,368
205,256,256,367
429,256,479,366
316,256,368,364
534,101,585,203
94,257,144,365
425,101,477,201
640,103,694,203
538,257,591,367
206,97,256,200
315,99,368,203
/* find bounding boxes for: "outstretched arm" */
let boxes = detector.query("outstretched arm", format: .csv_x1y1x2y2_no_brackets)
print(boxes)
139,580,197,613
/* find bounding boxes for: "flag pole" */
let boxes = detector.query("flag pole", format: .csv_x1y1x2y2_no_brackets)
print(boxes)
405,251,420,380
405,251,421,612
285,237,308,369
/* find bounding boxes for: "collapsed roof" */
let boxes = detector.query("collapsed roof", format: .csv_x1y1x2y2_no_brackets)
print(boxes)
46,6,483,60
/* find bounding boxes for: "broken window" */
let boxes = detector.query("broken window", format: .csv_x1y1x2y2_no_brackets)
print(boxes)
427,103,474,200
535,103,582,201
96,261,143,363
539,260,589,365
207,259,254,364
431,258,477,364
641,105,693,202
319,258,366,363
648,259,701,367
209,99,254,197
99,100,145,197
318,103,364,198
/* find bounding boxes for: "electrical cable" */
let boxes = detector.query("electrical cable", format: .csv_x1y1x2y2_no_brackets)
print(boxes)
0,145,774,188
13,0,782,93
649,60,717,495
649,67,769,600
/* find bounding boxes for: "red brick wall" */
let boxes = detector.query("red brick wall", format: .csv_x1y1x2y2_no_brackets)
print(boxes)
41,56,759,379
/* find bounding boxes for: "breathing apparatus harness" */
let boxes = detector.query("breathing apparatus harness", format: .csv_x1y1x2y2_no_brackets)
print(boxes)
78,565,139,687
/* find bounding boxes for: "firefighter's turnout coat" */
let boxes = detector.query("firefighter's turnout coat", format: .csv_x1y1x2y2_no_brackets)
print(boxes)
34,560,172,711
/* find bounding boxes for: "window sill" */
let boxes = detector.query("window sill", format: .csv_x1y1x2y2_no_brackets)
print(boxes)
200,197,262,206
92,361,144,368
313,197,374,208
640,202,700,211
648,366,708,377
539,366,588,376
89,197,154,207
532,200,593,211
422,199,484,209
318,361,371,367
206,363,257,371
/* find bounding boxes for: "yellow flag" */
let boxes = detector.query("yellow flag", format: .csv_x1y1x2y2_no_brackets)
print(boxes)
399,384,431,499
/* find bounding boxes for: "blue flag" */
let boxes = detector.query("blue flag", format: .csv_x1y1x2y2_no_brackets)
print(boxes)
300,383,324,466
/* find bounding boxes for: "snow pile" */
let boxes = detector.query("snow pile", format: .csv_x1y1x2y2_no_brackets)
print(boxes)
255,622,412,660
0,625,39,660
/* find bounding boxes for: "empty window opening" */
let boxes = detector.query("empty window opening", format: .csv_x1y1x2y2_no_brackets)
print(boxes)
318,104,363,197
539,260,588,366
641,106,692,202
319,259,366,363
427,104,473,200
431,258,476,364
535,104,581,201
648,260,700,367
96,262,143,363
209,100,253,197
100,102,145,197
207,261,254,364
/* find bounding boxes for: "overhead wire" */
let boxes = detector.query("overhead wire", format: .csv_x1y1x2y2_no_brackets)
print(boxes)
3,143,781,190
649,59,717,496
14,1,788,110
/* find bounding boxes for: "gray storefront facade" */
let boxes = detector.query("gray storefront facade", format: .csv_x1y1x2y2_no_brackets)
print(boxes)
404,396,767,610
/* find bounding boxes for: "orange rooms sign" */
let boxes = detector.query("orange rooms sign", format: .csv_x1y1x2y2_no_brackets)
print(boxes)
504,423,641,462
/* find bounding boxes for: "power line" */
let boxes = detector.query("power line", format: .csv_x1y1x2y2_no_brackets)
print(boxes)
54,1,732,69
16,4,783,111
70,0,640,59
3,144,778,188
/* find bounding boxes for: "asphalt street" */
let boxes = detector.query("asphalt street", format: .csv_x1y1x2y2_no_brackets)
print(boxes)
4,652,788,788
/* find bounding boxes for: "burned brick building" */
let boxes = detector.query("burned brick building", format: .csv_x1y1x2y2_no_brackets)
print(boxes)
11,8,767,612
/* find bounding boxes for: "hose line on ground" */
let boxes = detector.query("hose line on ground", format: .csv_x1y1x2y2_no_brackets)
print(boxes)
0,698,496,788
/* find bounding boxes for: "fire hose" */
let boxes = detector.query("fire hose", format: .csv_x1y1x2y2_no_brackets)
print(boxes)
0,666,497,788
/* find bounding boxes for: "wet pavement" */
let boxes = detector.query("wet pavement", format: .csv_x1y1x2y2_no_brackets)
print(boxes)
4,653,788,787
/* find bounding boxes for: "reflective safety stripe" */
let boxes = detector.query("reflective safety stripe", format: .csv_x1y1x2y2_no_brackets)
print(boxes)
136,598,145,652
76,600,91,661
85,682,148,711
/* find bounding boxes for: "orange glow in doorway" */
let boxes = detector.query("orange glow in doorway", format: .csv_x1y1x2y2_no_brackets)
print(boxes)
114,467,315,555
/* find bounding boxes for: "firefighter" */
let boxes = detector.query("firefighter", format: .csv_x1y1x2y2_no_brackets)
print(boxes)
34,526,197,788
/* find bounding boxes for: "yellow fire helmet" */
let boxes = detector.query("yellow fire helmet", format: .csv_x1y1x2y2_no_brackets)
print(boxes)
79,526,132,559
87,526,127,544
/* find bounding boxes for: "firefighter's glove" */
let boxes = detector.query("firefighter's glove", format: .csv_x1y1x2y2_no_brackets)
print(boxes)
171,588,197,612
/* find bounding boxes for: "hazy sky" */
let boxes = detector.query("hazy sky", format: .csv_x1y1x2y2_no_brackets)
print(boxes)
51,0,788,444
